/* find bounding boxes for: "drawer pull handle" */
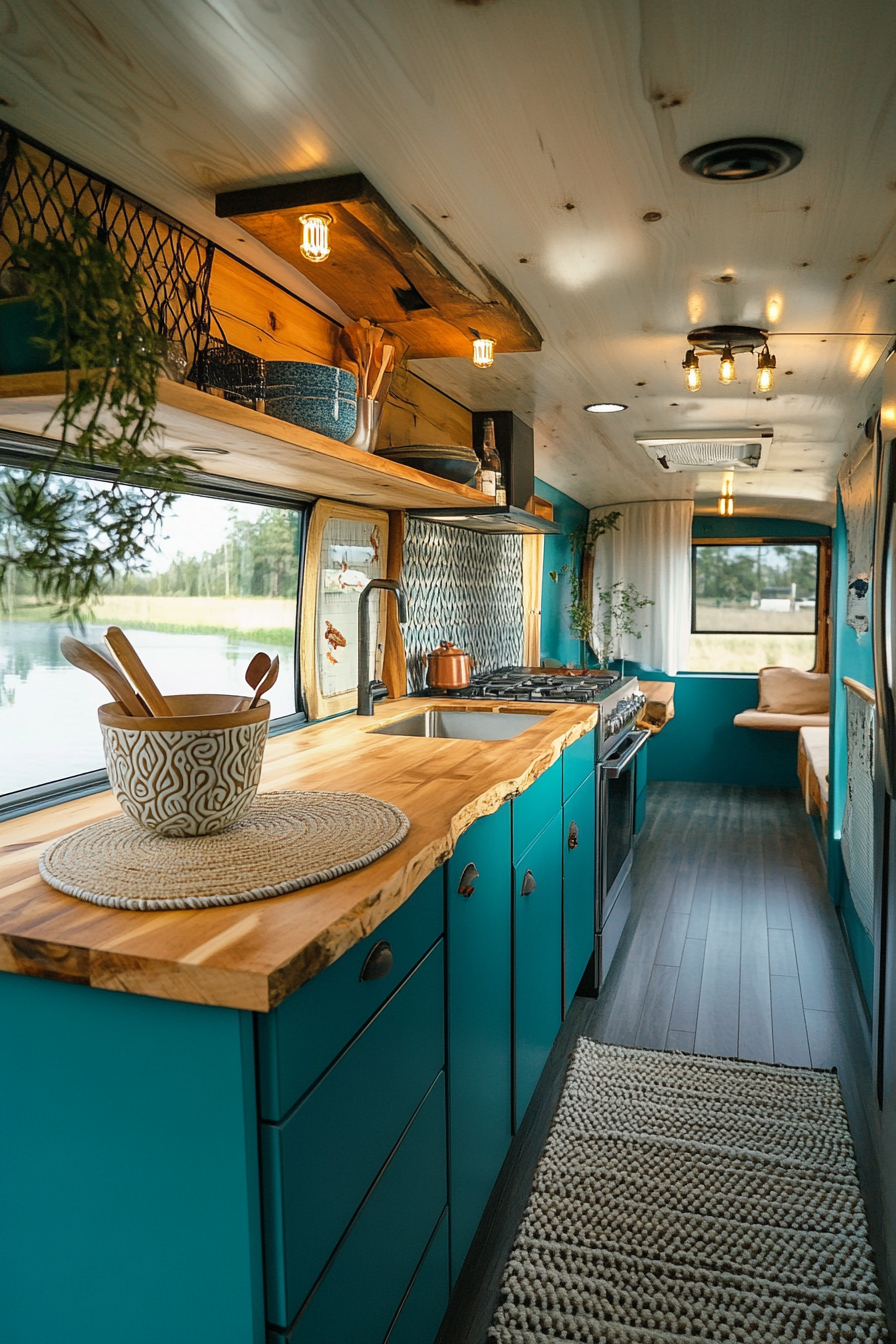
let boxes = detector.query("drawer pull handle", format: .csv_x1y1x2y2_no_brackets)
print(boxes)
458,862,479,897
520,869,537,897
360,940,393,981
568,821,579,850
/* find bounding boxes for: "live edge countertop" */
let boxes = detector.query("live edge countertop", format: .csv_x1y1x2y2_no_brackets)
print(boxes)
0,698,598,1013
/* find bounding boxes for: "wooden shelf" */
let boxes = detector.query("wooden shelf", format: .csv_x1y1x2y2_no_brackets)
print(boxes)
0,373,492,510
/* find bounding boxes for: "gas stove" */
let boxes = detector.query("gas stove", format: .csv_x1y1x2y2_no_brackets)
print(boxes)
433,666,621,704
421,665,646,751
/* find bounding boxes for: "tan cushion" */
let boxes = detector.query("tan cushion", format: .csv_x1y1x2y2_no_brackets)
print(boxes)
734,709,830,731
757,666,829,715
799,726,830,802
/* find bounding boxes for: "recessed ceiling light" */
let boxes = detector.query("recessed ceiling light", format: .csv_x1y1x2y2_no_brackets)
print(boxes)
584,402,627,413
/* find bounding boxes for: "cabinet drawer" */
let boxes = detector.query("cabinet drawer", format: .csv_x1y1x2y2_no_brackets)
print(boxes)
563,729,595,802
385,1209,449,1344
268,1075,448,1344
261,943,445,1328
512,757,561,862
257,867,444,1120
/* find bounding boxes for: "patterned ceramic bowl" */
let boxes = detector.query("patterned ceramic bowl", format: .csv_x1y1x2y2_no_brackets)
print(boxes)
265,361,358,442
98,694,271,837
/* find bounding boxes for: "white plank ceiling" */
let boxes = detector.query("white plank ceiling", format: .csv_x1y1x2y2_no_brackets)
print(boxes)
2,0,895,520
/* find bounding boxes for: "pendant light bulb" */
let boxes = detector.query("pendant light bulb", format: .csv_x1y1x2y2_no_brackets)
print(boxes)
299,212,332,263
682,347,702,391
472,335,496,368
756,344,776,392
718,470,735,516
718,344,736,384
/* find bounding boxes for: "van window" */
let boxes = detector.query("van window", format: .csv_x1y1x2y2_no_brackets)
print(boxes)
0,468,303,802
687,541,819,673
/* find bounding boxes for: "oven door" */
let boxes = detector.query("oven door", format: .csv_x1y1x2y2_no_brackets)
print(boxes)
597,729,650,980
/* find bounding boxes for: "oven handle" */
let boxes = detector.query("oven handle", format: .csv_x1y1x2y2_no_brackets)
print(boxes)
600,728,650,778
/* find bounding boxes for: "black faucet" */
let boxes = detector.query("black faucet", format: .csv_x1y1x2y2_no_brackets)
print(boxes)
357,579,409,715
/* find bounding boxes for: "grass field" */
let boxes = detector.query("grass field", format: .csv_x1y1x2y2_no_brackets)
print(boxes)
6,595,297,646
686,632,816,673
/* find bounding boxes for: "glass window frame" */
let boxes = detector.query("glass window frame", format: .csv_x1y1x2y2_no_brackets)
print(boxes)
690,537,823,636
0,433,313,821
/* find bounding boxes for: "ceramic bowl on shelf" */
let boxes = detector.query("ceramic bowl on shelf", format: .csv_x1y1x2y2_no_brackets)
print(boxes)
374,443,479,485
265,360,358,442
98,694,271,837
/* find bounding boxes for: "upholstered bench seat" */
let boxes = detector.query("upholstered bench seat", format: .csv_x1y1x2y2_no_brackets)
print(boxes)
798,725,830,837
734,709,830,731
733,666,830,732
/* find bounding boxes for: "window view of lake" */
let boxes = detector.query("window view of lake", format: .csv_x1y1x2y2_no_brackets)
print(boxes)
1,488,301,797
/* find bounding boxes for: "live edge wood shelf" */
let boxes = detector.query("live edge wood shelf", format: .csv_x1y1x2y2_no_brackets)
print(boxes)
0,372,491,511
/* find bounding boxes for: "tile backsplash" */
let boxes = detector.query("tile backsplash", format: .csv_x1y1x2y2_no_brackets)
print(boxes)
401,518,524,691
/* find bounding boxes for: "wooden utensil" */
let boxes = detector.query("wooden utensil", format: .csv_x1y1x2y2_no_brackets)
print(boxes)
59,636,147,717
250,654,280,709
104,626,172,716
245,651,272,696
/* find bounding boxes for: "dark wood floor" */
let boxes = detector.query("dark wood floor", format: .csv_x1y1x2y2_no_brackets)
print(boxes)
437,782,891,1344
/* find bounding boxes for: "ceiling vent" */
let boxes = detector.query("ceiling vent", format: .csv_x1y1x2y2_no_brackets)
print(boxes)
635,430,772,473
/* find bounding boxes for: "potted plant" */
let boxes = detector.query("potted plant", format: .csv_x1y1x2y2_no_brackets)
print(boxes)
0,210,196,620
550,511,622,668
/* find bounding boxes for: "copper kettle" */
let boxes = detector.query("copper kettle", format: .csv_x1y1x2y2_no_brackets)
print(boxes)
425,640,473,689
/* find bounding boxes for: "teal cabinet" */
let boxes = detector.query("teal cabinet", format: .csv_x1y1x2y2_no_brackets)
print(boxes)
512,756,562,861
0,973,264,1344
445,806,512,1282
563,770,596,1014
261,941,445,1328
563,730,595,802
257,868,443,1120
268,1076,448,1344
513,811,564,1128
385,1210,450,1344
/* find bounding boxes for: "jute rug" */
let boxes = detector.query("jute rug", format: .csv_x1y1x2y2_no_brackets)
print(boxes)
490,1039,887,1343
40,790,409,911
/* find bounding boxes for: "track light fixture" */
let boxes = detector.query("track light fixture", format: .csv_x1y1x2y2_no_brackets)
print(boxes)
681,326,785,393
718,471,735,516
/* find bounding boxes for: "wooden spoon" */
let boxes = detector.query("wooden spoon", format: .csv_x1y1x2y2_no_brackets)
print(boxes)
104,626,172,716
60,636,147,717
245,651,272,697
250,654,280,709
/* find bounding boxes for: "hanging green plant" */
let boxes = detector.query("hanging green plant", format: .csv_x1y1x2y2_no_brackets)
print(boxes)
549,511,622,665
0,208,197,619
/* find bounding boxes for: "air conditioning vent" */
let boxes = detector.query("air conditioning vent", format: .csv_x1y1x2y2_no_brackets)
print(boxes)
635,431,772,473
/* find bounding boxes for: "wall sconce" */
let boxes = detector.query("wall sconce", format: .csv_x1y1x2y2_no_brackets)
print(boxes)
756,344,776,392
299,212,333,263
682,347,702,391
471,333,496,368
718,470,735,516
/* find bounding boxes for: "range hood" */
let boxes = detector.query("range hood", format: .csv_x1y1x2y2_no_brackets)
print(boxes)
408,505,562,535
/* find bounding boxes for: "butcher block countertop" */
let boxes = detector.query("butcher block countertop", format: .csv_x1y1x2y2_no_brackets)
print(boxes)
0,698,598,1013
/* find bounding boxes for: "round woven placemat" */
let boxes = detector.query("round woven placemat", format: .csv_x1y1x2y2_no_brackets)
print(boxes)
39,790,410,911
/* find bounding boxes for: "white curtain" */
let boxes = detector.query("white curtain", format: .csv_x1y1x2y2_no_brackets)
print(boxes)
589,500,693,675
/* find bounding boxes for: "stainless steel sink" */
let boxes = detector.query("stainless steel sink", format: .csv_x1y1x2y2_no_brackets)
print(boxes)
369,709,551,741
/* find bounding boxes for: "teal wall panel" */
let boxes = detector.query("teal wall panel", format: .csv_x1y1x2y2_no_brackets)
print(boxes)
535,478,588,667
0,973,264,1344
633,669,799,786
829,491,875,1007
